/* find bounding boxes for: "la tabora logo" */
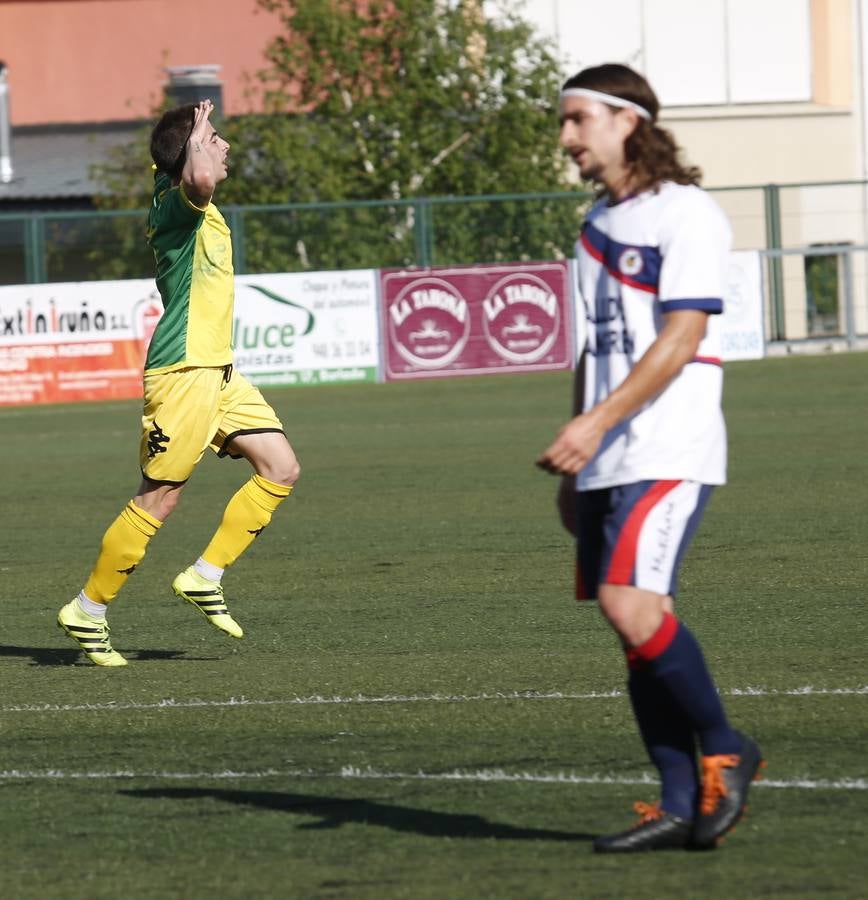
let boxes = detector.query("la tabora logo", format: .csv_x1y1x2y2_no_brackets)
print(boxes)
388,277,470,369
482,273,560,364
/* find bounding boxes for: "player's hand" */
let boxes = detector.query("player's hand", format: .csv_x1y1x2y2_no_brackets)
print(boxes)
189,100,215,147
535,411,606,476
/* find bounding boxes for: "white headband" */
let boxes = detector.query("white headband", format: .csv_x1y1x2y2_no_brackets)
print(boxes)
560,87,652,121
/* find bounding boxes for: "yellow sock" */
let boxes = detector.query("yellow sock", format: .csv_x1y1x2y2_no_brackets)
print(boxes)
83,501,162,603
202,474,292,569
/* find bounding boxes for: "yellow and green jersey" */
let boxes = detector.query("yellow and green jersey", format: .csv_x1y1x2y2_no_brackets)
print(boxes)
145,171,234,374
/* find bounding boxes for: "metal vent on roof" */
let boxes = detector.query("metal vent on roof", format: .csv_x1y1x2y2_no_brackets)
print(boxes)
164,65,224,117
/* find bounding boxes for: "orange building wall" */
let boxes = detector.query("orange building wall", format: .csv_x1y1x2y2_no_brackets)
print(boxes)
0,0,285,125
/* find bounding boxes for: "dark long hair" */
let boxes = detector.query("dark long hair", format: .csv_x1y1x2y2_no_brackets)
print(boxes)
563,64,701,191
150,105,197,179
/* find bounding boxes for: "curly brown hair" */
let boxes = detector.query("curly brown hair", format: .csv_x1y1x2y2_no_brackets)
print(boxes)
563,64,701,191
149,104,197,179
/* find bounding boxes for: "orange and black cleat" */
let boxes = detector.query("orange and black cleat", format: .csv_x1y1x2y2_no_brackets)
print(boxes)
692,732,765,849
593,801,693,853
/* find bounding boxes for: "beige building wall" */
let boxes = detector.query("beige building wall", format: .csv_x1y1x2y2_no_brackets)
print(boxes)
813,0,854,105
662,108,860,191
663,103,863,339
657,0,866,341
536,0,867,341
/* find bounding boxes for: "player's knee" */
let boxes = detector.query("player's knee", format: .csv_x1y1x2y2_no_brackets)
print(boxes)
598,585,670,647
260,455,300,487
598,588,648,644
147,493,180,521
282,456,301,486
134,482,183,522
598,598,632,640
160,490,182,517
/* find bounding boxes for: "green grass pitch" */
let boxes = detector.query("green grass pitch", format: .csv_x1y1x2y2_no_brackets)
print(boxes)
2,353,867,898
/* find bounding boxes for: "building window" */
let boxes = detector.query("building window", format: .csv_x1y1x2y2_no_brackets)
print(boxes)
535,0,813,106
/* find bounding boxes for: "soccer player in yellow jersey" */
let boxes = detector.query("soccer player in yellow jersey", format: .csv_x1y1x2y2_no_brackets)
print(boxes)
57,100,300,666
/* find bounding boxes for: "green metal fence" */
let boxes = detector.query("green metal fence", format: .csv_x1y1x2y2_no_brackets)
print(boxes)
3,181,868,342
0,190,594,285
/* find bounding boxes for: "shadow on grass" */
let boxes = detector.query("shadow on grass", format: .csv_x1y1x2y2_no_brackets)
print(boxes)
0,646,220,666
122,787,594,841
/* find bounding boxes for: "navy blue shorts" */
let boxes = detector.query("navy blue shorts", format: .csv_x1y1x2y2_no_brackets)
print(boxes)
574,479,714,600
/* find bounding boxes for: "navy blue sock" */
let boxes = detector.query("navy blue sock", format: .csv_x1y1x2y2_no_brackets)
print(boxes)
628,666,698,820
638,614,741,757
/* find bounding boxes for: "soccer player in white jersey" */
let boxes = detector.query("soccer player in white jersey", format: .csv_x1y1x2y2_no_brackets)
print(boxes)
537,64,763,853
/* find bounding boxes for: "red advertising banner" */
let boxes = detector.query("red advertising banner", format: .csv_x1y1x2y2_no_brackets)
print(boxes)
0,280,162,407
380,261,574,380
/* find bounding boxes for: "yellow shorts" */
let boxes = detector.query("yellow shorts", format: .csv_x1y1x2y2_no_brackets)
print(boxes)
140,366,285,484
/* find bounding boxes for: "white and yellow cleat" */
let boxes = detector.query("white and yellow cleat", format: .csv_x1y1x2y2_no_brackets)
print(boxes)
172,567,243,639
57,600,128,667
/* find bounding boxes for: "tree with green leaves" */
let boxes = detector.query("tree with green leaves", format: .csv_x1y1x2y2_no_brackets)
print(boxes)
90,0,589,276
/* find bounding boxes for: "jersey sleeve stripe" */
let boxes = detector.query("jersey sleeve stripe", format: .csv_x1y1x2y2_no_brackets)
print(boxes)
180,183,209,213
659,298,723,314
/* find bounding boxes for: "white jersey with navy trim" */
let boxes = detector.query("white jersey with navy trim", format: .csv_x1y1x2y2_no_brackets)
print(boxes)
575,181,731,490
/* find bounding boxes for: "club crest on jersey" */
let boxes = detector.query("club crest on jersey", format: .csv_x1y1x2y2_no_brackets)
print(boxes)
618,248,644,277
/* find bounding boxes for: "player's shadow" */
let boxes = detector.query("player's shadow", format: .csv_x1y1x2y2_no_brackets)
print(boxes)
0,646,220,666
123,787,593,842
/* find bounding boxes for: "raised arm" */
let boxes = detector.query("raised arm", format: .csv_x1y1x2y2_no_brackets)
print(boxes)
180,100,220,209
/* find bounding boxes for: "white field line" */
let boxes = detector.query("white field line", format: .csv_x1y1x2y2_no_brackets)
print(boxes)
0,765,865,791
2,685,866,715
